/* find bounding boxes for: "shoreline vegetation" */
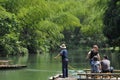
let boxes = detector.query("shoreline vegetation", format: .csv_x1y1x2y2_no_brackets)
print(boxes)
0,0,120,56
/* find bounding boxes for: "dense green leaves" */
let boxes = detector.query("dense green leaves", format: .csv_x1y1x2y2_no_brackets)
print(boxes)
0,0,119,55
0,6,27,56
103,0,120,47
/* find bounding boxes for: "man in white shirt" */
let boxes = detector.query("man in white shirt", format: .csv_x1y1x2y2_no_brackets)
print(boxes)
101,55,111,73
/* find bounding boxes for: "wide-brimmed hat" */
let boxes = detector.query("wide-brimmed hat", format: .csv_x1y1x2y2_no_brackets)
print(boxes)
60,44,66,48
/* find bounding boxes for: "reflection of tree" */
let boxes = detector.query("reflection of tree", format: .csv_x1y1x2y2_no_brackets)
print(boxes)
8,56,19,64
69,49,90,69
27,54,38,68
49,53,53,63
110,51,120,69
117,52,120,69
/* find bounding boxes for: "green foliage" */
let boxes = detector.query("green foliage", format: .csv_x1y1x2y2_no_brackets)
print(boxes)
103,0,120,47
52,12,80,30
76,0,108,46
0,0,115,55
0,5,28,56
37,20,64,51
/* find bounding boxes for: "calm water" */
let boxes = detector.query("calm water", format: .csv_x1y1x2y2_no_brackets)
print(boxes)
0,49,120,80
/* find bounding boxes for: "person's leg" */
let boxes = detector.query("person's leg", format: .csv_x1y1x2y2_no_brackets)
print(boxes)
62,61,65,78
110,66,114,73
90,60,94,73
65,61,68,77
62,60,69,78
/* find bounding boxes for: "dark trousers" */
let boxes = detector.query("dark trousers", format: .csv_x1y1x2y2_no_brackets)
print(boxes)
62,61,68,78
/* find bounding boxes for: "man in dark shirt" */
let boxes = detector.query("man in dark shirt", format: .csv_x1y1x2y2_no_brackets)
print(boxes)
55,44,68,78
86,45,101,72
86,45,100,65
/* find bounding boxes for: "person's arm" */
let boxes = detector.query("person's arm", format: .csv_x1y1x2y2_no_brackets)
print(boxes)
54,50,63,59
86,51,91,60
54,53,61,59
97,54,101,61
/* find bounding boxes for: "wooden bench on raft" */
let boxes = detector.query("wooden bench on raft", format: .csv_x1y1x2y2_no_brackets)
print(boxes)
0,60,12,65
83,69,120,73
77,73,120,80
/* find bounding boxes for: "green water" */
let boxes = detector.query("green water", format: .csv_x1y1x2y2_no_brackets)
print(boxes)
0,49,120,80
0,54,61,80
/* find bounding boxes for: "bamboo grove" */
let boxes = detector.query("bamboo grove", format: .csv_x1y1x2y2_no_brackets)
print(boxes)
0,0,120,56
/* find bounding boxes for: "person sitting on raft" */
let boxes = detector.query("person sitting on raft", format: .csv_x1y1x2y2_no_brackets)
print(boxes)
91,56,101,73
101,55,113,73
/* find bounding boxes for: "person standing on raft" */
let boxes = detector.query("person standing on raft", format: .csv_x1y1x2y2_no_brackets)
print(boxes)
54,44,68,78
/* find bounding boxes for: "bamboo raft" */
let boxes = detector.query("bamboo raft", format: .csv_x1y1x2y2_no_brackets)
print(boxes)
0,60,27,70
83,69,120,73
77,73,120,80
0,65,27,69
77,69,120,80
49,69,120,80
49,74,77,80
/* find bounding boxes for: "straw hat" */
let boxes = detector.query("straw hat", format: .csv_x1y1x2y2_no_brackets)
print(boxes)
60,44,66,48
